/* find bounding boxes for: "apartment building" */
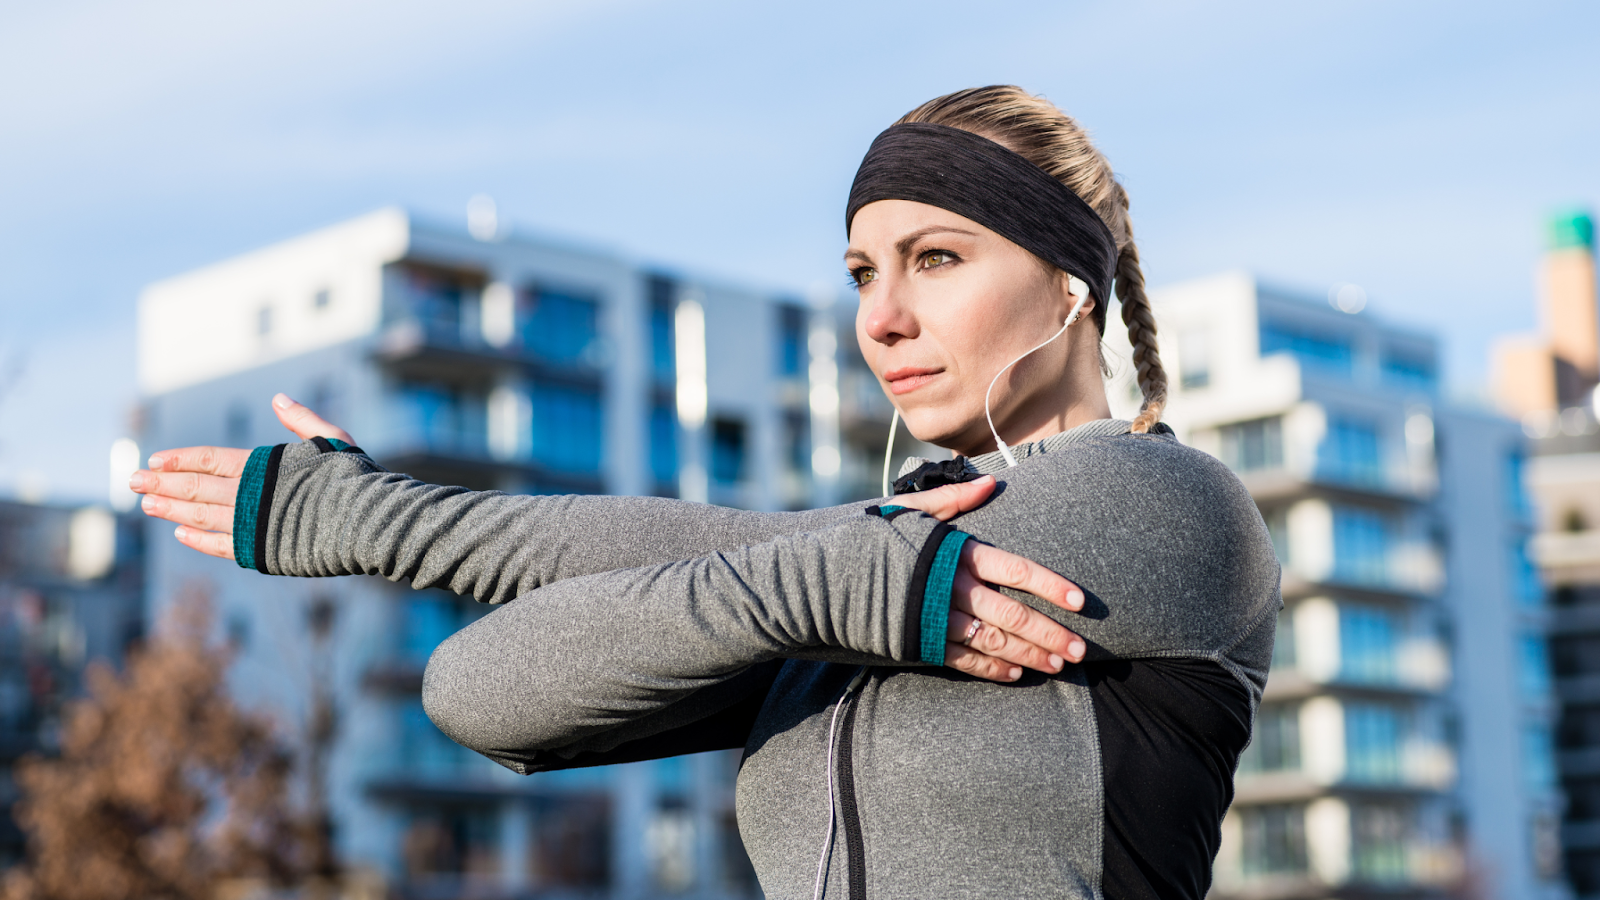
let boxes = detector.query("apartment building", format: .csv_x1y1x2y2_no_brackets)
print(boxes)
1500,209,1600,898
1126,272,1564,900
0,499,144,865
135,208,908,898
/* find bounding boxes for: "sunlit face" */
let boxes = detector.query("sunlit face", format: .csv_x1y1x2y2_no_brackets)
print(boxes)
847,199,1093,457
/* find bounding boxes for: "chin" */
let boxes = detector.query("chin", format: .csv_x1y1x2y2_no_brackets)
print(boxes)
899,408,983,455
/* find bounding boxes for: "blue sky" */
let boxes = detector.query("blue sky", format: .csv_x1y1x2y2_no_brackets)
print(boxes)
1,0,1596,503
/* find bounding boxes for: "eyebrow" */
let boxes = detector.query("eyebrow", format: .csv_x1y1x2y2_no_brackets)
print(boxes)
843,226,980,265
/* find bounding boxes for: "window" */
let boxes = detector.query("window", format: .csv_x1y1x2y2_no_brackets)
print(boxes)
401,801,500,881
534,795,612,889
1177,328,1211,389
395,381,472,451
391,264,475,342
1523,723,1558,790
1350,803,1408,883
1344,702,1402,783
1263,507,1291,566
256,305,273,337
1332,505,1390,585
1505,452,1531,517
649,400,678,489
1320,416,1382,487
402,595,463,666
531,382,603,476
1239,703,1300,773
1237,804,1307,878
1510,541,1543,607
520,287,599,365
1380,347,1436,394
1218,417,1284,473
777,304,807,379
783,410,810,475
711,418,747,485
1272,611,1296,670
400,700,471,777
1520,634,1553,699
1340,605,1397,684
1259,319,1353,377
647,275,676,382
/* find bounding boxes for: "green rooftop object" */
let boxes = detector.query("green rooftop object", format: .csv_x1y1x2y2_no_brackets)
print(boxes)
1548,208,1595,251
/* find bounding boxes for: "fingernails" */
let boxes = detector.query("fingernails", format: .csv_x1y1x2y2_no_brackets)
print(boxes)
1008,667,1022,681
1067,589,1084,609
174,526,188,540
147,455,164,471
140,495,155,512
128,471,146,490
273,393,296,409
1069,640,1085,661
1048,654,1064,672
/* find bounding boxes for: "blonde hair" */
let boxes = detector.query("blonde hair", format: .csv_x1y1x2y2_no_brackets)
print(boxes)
896,86,1169,434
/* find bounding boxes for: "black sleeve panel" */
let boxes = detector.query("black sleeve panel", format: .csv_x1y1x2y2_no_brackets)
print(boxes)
513,661,784,773
1087,657,1254,900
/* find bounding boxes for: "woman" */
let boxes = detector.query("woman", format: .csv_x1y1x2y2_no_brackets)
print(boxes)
131,86,1280,899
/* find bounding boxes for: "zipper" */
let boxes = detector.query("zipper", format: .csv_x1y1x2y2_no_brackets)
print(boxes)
837,672,868,900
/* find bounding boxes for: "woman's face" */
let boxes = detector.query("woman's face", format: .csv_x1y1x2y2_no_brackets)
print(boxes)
848,199,1095,456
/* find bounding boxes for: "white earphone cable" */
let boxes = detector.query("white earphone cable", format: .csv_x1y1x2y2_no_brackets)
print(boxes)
984,284,1090,468
812,666,869,900
880,408,900,498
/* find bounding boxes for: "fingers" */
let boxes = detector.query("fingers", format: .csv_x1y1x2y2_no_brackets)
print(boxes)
963,542,1083,613
128,469,240,505
943,642,1023,683
143,446,251,478
139,494,233,535
888,475,997,521
946,607,1065,675
173,525,235,561
955,567,1085,661
272,393,355,444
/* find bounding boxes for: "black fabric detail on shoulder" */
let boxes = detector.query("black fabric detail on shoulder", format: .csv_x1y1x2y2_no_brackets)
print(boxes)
903,521,952,662
892,457,977,495
521,662,784,772
1086,657,1252,900
253,443,286,575
310,436,336,453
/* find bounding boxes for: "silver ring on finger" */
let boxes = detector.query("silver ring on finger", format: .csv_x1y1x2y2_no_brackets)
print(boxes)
961,618,984,647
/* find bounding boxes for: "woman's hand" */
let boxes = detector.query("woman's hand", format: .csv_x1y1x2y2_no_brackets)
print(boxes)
129,394,352,560
889,476,1088,683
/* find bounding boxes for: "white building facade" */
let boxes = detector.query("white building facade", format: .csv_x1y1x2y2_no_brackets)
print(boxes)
135,208,906,898
1125,272,1566,900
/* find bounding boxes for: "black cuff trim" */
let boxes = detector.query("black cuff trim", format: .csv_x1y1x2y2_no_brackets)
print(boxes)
903,520,952,661
253,443,286,575
865,504,917,521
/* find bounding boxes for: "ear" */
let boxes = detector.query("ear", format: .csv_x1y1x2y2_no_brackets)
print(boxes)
1059,272,1096,322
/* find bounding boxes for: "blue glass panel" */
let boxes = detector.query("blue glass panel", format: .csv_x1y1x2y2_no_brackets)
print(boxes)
776,305,807,378
711,419,747,485
1319,417,1383,487
1520,634,1552,699
1333,505,1390,585
1259,320,1353,377
648,277,676,381
1345,703,1401,783
520,289,598,365
650,401,678,487
1380,350,1436,394
1219,417,1283,473
1340,605,1397,683
402,596,458,666
532,383,604,476
1505,452,1532,516
1523,723,1557,789
1510,541,1543,607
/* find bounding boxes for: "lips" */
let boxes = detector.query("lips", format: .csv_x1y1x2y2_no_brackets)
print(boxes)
883,366,943,396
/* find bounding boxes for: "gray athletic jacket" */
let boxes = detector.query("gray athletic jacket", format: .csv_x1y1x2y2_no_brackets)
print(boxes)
231,419,1281,899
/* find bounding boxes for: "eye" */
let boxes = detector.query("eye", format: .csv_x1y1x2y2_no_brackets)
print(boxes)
849,267,878,287
920,250,956,270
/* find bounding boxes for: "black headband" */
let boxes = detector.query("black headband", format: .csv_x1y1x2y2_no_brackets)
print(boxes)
846,122,1118,314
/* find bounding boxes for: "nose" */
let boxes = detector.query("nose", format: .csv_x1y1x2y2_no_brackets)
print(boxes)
860,277,917,346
